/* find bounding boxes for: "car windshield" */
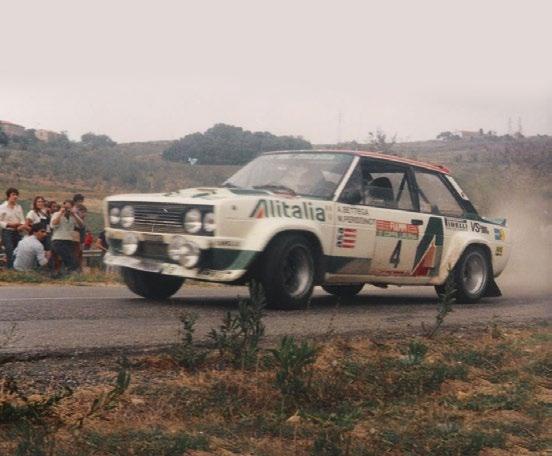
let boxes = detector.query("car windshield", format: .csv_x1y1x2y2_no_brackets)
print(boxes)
224,152,354,199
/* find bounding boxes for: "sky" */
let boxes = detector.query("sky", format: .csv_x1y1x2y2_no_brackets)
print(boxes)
1,0,551,144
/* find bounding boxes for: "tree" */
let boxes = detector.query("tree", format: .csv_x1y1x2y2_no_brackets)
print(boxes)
437,131,461,141
81,132,117,148
367,129,396,153
162,123,312,165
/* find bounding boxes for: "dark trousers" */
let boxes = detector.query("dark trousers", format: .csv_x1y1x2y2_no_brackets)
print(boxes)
52,240,78,272
2,230,21,269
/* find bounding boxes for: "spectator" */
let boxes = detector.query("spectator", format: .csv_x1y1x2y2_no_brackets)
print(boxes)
73,194,87,268
83,230,94,250
0,187,28,268
96,230,109,254
26,195,51,251
51,199,83,273
13,223,50,271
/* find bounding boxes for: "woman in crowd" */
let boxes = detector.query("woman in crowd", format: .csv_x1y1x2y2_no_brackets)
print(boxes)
26,196,52,251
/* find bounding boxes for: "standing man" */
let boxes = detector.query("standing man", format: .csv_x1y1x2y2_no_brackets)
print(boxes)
13,223,50,271
51,199,84,273
0,187,28,269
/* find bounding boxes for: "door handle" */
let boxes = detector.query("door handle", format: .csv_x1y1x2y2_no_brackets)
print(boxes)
411,219,424,226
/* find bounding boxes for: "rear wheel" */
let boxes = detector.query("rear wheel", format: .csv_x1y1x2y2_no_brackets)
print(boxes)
121,267,184,300
322,284,364,298
256,234,315,310
436,246,490,303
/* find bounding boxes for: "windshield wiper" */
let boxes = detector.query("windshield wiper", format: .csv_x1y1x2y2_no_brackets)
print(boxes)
222,182,238,188
253,184,297,195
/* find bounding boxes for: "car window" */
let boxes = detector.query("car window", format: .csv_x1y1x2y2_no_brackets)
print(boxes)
415,171,465,217
360,159,415,211
338,164,364,205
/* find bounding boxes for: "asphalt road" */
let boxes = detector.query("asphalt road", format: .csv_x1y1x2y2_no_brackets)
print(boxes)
0,282,550,355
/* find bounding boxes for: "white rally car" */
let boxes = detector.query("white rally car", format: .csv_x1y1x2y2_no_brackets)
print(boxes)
104,150,510,309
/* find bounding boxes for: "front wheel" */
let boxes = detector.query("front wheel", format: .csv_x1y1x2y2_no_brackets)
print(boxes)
257,234,315,310
322,284,364,298
436,246,490,303
121,267,184,300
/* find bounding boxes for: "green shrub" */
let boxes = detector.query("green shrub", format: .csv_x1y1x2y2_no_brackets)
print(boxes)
209,297,265,369
269,336,319,402
171,313,207,370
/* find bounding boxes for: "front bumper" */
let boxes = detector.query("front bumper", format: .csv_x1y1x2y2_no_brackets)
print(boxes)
104,228,255,282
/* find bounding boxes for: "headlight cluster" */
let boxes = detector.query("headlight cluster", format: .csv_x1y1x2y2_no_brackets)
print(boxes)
108,203,215,235
183,208,216,234
109,205,135,228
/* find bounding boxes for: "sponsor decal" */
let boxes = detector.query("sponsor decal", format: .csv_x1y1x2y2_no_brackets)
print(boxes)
470,222,489,234
445,218,468,231
494,228,506,241
495,246,504,256
249,199,326,221
336,227,357,249
412,217,444,277
369,269,411,277
337,205,374,225
215,240,241,247
376,220,419,240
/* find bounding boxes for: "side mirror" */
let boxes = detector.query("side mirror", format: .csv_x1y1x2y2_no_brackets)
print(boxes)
340,189,363,205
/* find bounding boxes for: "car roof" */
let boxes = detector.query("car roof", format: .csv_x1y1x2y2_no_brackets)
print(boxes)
263,149,450,174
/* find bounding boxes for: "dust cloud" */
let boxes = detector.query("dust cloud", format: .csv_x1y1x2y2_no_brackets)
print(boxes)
489,196,552,297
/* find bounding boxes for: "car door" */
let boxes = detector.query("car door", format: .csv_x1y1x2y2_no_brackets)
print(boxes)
411,170,471,278
328,161,377,280
359,158,431,277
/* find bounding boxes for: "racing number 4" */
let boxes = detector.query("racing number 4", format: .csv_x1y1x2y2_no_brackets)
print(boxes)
389,240,402,268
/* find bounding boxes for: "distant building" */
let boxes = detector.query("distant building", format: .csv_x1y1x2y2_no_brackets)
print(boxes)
34,129,62,142
457,130,482,139
0,120,26,137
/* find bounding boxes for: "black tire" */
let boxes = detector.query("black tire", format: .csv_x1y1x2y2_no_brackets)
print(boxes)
322,284,364,298
121,267,184,300
257,234,315,310
435,246,490,303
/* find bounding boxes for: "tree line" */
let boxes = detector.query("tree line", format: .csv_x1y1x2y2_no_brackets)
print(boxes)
162,123,312,165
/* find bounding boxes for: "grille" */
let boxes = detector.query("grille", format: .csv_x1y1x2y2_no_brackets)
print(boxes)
130,203,187,234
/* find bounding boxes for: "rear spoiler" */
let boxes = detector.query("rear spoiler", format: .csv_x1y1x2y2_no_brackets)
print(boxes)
481,217,507,227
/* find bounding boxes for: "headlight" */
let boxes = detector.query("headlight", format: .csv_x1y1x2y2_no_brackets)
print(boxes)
168,236,200,268
122,232,138,255
184,208,202,233
120,205,135,228
203,212,216,233
109,207,121,225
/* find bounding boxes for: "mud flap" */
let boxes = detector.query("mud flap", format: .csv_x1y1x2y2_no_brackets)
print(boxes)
484,278,502,298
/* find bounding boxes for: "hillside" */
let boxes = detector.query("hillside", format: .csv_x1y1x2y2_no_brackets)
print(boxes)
1,135,550,233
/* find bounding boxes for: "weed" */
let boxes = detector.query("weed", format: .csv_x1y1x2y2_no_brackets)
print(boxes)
209,296,265,369
74,366,130,429
424,269,455,338
404,340,428,365
448,346,507,370
171,312,207,370
269,336,319,403
528,353,552,379
0,377,72,425
448,381,533,411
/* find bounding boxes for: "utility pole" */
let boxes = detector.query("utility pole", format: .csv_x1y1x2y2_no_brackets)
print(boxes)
337,111,342,145
517,117,523,136
507,117,513,135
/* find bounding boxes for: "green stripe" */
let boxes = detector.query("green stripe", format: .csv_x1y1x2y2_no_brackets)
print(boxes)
206,248,257,270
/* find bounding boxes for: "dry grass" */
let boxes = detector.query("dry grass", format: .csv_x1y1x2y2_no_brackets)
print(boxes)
1,323,551,455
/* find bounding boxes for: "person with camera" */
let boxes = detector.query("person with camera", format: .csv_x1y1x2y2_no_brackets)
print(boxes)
0,187,28,269
13,223,50,272
51,199,84,273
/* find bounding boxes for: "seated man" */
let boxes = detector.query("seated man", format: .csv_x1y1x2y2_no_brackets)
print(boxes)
13,223,50,272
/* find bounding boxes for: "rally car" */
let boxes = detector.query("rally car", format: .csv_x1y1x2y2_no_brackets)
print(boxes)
103,150,510,309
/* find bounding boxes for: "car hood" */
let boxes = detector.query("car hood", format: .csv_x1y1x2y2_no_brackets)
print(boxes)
105,187,314,205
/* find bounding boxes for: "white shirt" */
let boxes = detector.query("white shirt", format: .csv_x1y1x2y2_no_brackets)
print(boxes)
26,209,50,232
0,201,25,230
13,235,48,271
